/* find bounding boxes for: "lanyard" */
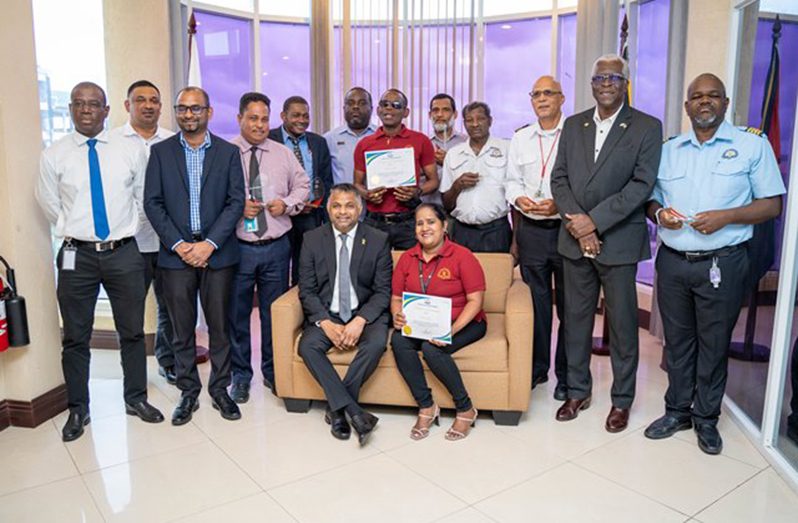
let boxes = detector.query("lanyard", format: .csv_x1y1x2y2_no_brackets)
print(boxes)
537,129,561,181
418,258,441,294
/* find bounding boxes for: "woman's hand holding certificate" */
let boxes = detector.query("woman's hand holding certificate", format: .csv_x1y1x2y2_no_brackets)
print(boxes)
401,292,452,344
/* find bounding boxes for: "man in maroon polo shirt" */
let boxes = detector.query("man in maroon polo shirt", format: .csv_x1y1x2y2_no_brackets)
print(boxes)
353,89,438,249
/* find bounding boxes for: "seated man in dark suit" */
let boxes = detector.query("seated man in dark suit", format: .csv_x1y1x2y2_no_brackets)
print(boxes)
269,95,333,285
297,183,392,446
144,86,245,426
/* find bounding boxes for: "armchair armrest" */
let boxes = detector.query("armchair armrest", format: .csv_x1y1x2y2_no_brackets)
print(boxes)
504,277,534,411
271,286,304,397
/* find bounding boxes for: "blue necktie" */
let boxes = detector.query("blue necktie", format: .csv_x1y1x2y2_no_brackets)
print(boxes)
87,139,110,240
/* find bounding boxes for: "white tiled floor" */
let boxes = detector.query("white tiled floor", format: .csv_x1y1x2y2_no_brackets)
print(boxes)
2,327,798,522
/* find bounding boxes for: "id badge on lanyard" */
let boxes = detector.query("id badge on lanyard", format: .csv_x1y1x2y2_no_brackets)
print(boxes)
61,239,77,271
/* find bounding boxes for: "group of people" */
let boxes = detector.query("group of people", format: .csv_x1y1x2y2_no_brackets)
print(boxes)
37,52,785,456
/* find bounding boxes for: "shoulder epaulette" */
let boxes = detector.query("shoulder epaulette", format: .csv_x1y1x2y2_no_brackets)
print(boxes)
740,126,765,137
663,135,677,143
514,123,531,133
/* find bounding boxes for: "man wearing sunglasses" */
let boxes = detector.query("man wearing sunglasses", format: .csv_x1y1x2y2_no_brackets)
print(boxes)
550,54,662,434
144,87,245,426
353,89,439,249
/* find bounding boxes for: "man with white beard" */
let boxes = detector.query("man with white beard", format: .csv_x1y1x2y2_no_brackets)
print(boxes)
425,93,466,205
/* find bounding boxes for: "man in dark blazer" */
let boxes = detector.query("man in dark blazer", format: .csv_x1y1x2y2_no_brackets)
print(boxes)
550,54,662,433
268,95,333,285
144,87,245,426
297,183,392,446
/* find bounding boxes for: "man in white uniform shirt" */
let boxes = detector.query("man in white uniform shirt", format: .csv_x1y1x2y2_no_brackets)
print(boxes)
440,101,511,252
36,82,164,443
111,80,176,385
505,75,568,400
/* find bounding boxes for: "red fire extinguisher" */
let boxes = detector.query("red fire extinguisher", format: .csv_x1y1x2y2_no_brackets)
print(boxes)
0,278,8,351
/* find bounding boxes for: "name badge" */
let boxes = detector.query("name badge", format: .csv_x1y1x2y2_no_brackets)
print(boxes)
62,246,77,271
244,218,259,233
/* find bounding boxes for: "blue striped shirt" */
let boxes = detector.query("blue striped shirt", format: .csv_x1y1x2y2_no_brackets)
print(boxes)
180,132,211,234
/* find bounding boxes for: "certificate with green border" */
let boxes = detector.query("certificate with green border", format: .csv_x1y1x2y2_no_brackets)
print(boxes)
401,292,452,344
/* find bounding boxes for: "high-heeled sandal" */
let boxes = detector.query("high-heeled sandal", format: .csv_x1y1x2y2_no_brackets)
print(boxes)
445,407,478,441
410,404,440,440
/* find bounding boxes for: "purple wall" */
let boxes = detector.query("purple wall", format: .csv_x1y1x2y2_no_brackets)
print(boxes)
484,18,552,138
558,13,577,117
260,21,311,130
194,10,253,138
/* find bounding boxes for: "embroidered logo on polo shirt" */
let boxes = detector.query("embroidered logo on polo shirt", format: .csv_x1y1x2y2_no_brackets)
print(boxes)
489,148,503,158
722,148,739,159
437,267,452,280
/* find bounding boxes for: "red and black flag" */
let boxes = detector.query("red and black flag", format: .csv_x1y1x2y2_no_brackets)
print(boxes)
760,15,781,163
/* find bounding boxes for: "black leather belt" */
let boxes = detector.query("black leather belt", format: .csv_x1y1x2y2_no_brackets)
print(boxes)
366,211,415,224
71,237,133,252
663,243,746,262
455,217,509,230
238,237,281,247
522,215,561,229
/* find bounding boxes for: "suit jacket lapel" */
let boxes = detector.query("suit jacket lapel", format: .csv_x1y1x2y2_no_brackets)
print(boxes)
592,105,632,175
201,136,217,188
172,136,190,194
581,113,596,174
323,225,337,292
349,226,365,287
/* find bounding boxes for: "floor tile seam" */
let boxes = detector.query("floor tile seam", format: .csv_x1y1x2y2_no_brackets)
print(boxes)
161,491,275,523
201,423,277,493
463,505,501,522
260,490,302,523
688,466,772,519
655,433,765,476
458,457,567,506
0,471,84,502
75,472,111,523
562,426,648,461
567,459,694,519
262,450,381,492
377,451,473,507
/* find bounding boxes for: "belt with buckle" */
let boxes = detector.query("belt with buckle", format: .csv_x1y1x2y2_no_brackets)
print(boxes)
71,237,133,252
366,211,415,224
191,233,204,242
455,216,509,230
238,236,281,247
663,243,746,262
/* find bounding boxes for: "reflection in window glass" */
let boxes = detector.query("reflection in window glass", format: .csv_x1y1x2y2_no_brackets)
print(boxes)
194,10,253,138
33,0,106,147
484,18,551,139
557,13,576,118
259,0,310,19
260,21,311,130
634,0,669,125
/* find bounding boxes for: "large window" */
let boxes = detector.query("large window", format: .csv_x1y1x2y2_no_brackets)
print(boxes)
260,21,311,129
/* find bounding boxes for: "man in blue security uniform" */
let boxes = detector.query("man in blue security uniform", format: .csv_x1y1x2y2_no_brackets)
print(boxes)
644,73,785,455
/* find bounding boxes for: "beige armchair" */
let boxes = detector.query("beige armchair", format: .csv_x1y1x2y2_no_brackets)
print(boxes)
271,252,534,425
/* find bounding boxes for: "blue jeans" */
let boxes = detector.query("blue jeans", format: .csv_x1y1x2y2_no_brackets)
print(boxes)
229,236,290,385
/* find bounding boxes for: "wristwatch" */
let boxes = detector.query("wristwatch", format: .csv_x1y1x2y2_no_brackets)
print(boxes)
655,207,666,225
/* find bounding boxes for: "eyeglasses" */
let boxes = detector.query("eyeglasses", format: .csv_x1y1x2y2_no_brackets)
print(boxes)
71,100,105,110
174,104,208,115
378,100,405,110
591,73,626,86
529,89,562,100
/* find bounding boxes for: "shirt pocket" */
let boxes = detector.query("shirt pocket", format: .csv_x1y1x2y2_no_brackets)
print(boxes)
711,160,750,200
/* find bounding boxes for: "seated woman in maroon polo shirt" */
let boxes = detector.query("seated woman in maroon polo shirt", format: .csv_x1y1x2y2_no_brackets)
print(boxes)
391,203,487,441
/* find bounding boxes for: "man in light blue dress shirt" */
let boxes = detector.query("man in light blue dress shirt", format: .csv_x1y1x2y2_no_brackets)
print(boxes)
644,73,785,455
324,87,377,185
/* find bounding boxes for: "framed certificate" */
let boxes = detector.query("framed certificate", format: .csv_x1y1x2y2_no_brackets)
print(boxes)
365,148,417,188
401,292,452,344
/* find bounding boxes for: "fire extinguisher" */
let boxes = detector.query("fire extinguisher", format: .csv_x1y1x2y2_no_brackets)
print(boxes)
0,255,30,348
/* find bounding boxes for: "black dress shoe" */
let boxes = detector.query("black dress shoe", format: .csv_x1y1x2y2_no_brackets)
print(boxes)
125,401,165,423
158,365,177,385
263,378,278,397
230,383,250,404
531,375,549,390
212,392,242,421
644,415,692,440
695,423,723,455
171,396,199,426
325,407,351,440
553,383,568,401
62,411,90,442
349,411,379,446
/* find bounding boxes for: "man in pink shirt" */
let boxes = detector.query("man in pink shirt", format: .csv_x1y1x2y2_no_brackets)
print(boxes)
228,92,310,403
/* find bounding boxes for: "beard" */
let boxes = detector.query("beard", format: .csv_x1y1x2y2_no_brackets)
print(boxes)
692,112,719,129
431,118,454,133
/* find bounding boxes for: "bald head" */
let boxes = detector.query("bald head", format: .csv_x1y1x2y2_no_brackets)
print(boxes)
530,75,565,127
687,73,726,99
70,82,106,105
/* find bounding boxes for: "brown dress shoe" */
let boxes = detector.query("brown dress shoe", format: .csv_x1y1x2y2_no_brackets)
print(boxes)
556,397,592,421
605,407,630,433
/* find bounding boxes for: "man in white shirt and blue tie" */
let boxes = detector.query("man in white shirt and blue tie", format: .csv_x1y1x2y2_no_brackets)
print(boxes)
36,82,165,443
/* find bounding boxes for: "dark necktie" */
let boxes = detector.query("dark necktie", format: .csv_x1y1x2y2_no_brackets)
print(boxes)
338,233,352,322
249,146,267,237
87,139,110,240
288,136,305,169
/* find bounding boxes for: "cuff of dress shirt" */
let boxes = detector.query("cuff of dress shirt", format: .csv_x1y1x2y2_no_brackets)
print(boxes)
171,239,184,251
206,239,219,250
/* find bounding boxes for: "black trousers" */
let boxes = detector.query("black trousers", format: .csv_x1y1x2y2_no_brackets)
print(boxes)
449,217,512,253
290,210,324,285
161,265,236,399
298,313,389,412
517,218,566,385
56,240,147,414
657,246,749,426
364,214,416,250
562,257,639,408
142,252,175,368
391,319,486,411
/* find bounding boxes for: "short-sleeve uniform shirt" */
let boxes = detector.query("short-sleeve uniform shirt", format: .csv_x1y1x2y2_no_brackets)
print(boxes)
392,238,487,323
651,121,786,251
354,125,436,214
